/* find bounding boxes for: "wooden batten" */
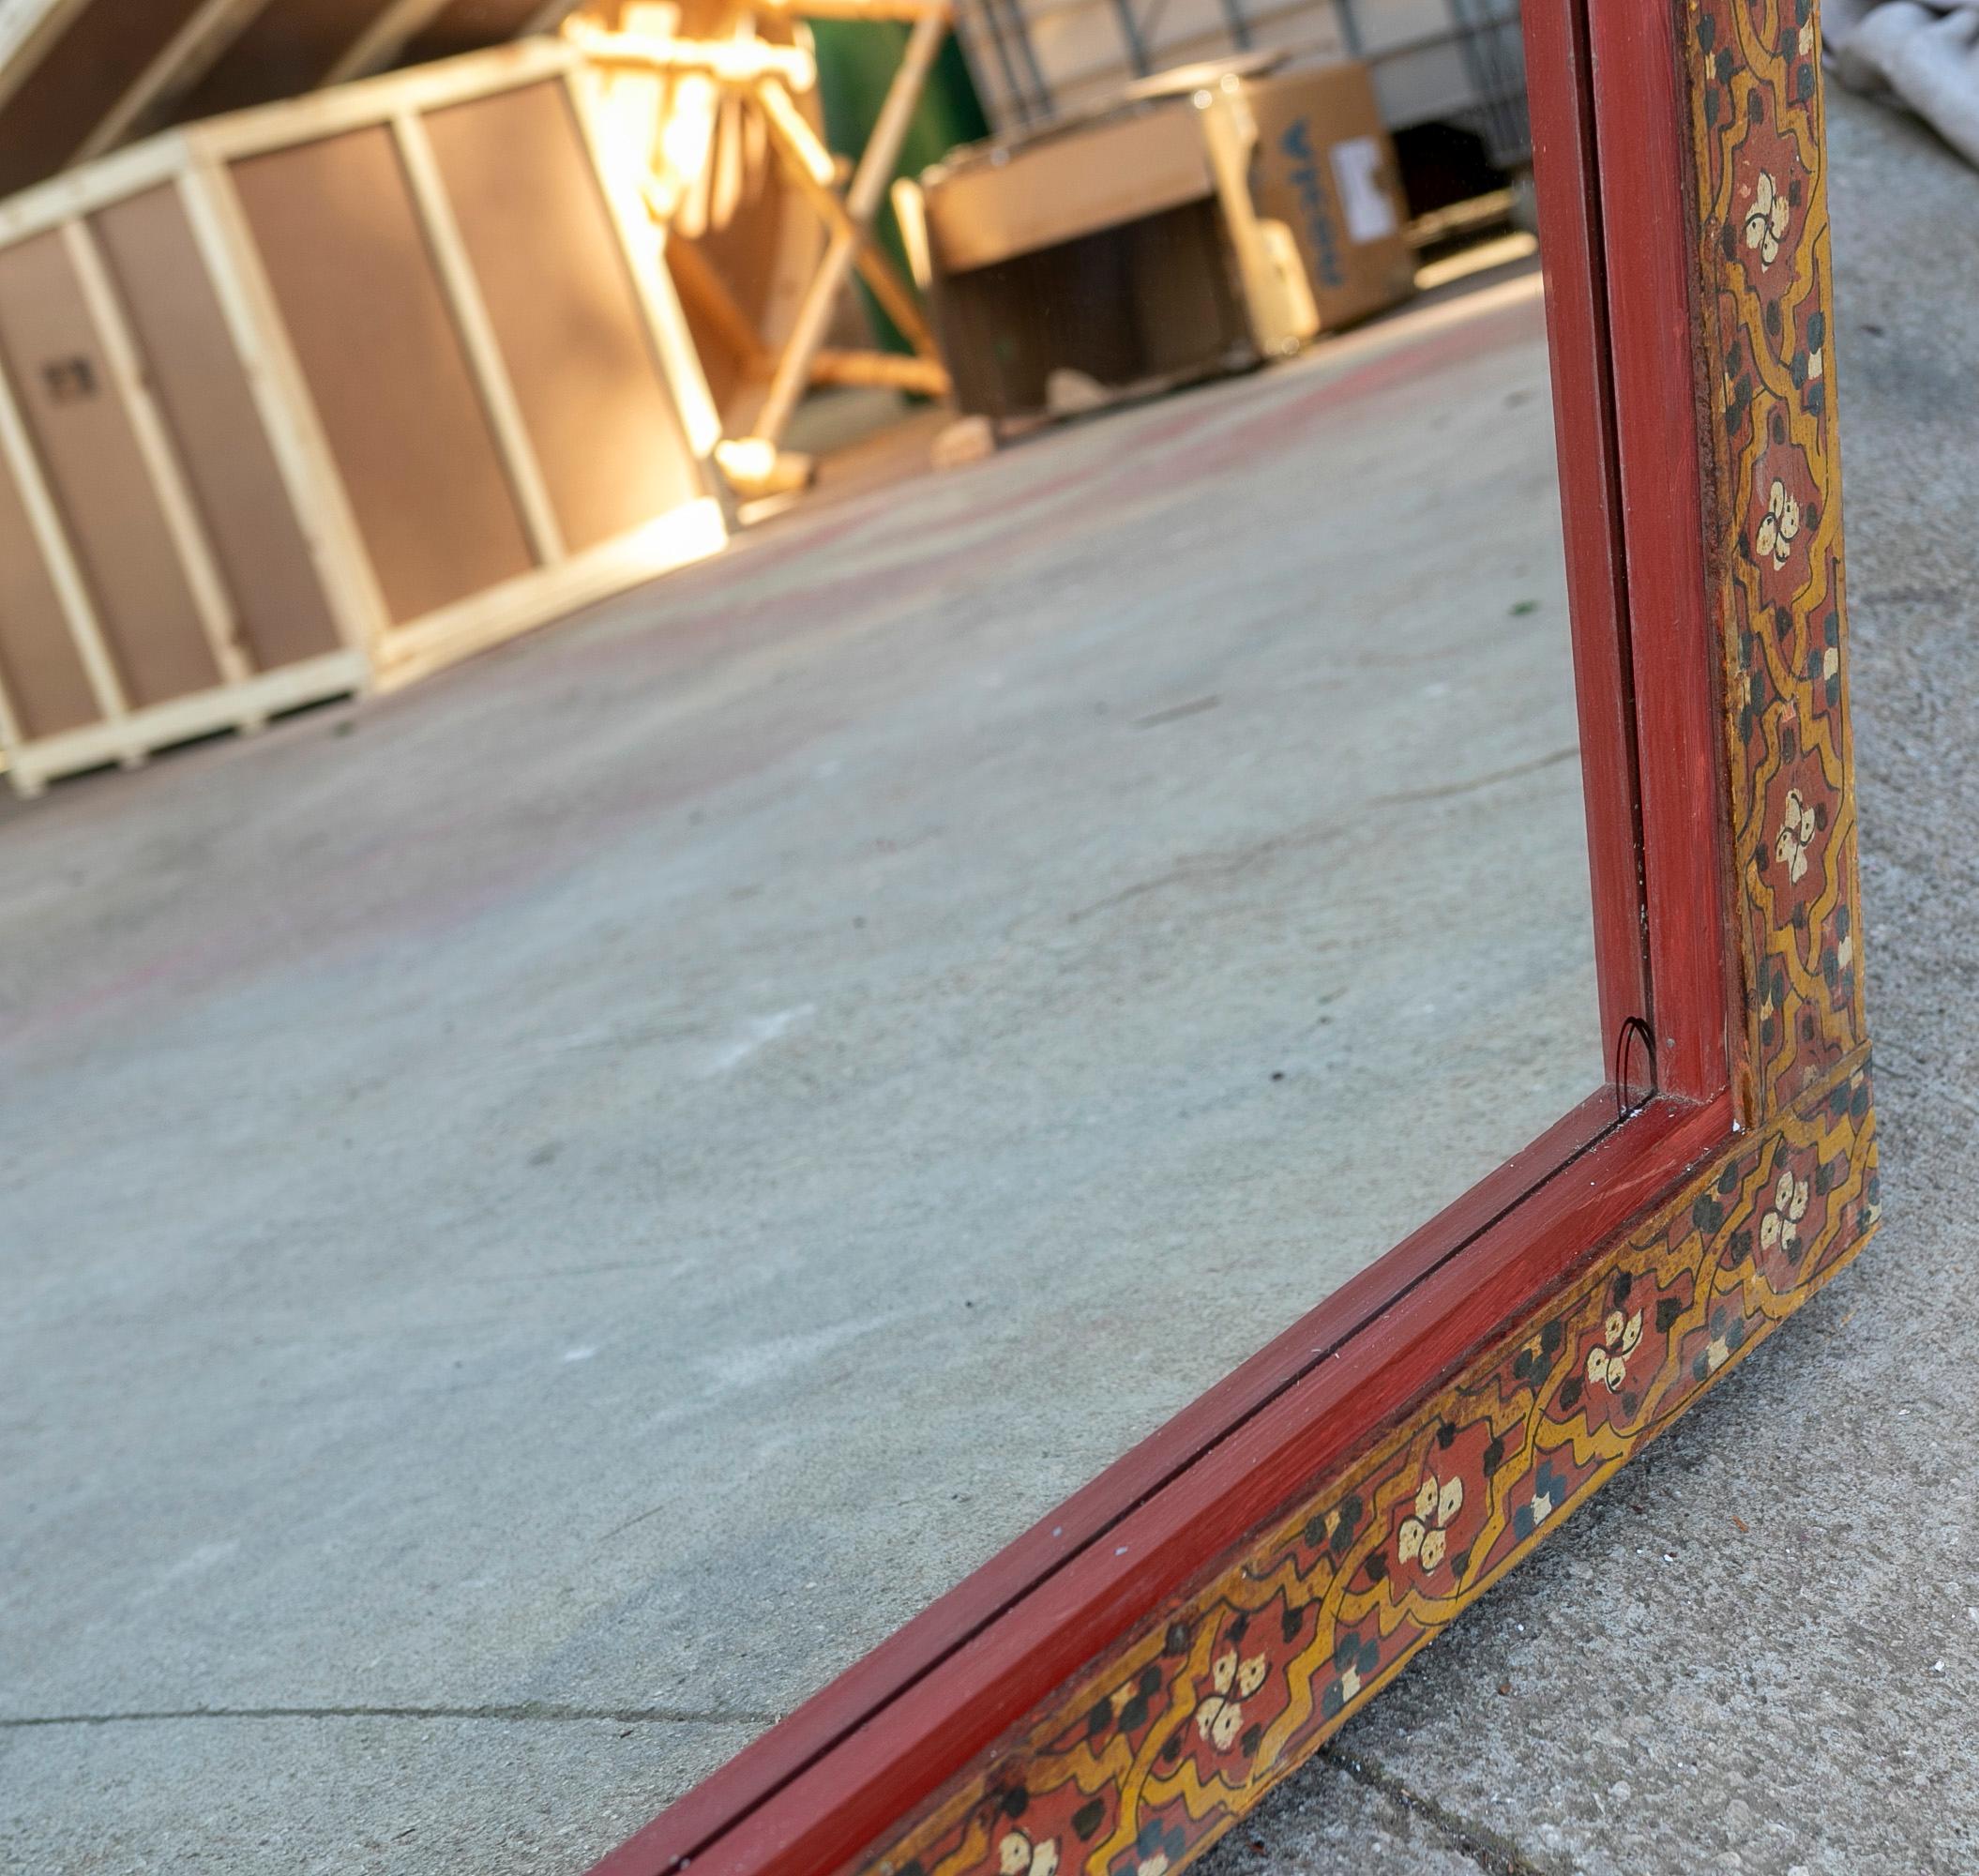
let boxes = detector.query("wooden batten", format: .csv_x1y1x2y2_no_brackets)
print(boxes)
0,38,726,796
561,57,727,468
0,225,221,712
0,331,133,741
0,0,97,121
60,215,255,695
98,174,356,672
396,0,565,69
175,153,395,656
389,106,567,567
69,0,272,163
323,0,460,88
0,0,209,195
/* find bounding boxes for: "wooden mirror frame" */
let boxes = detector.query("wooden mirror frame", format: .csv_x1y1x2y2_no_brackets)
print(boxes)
594,4,1877,1872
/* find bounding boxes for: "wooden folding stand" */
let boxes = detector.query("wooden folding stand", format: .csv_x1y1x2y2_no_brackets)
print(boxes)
570,0,953,499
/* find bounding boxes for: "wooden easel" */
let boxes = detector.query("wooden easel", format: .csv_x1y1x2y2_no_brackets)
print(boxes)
571,0,953,498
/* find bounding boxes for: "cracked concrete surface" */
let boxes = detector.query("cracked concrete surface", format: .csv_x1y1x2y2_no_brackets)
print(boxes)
0,1712,765,1874
1195,84,1979,1876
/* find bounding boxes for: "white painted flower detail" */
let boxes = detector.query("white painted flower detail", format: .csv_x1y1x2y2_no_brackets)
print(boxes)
1132,1821,1188,1876
1194,1644,1267,1751
1745,170,1791,265
998,1830,1058,1876
1397,1469,1464,1573
1586,1306,1644,1391
1757,477,1802,571
1775,786,1818,884
1760,1165,1811,1256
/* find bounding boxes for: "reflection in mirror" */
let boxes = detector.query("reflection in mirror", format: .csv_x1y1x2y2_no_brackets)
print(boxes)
1,57,1602,1841
612,181,1599,1761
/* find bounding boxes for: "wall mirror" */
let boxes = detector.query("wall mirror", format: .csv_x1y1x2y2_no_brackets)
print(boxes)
0,4,1875,1876
591,4,1878,1875
617,91,1606,1848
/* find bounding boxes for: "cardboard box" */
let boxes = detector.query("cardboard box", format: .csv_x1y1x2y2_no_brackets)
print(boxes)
923,193,1257,420
914,58,1411,420
1243,64,1416,332
921,108,1219,274
919,106,1256,420
919,91,1311,420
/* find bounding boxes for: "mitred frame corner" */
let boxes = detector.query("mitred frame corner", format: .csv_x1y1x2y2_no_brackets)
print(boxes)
592,2,1877,1872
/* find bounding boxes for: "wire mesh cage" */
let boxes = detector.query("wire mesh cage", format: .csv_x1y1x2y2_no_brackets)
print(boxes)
953,0,1529,174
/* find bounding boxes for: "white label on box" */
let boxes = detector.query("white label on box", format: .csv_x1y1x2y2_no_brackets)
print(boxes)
1329,137,1398,244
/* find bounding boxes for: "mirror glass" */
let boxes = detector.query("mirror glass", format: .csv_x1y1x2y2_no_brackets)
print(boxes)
6,45,1602,1839
638,236,1601,1737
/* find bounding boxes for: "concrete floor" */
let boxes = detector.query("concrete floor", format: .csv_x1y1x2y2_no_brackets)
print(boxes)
1192,87,1979,1876
1,275,1601,1870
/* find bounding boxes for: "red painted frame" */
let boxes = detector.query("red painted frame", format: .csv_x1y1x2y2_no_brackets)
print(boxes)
594,3,1805,1871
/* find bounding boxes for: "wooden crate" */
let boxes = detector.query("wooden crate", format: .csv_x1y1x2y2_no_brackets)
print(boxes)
0,37,728,796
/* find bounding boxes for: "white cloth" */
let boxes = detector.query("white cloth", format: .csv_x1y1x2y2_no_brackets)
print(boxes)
1825,0,1979,167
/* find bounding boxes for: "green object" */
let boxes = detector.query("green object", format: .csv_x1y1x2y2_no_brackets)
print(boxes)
809,20,989,355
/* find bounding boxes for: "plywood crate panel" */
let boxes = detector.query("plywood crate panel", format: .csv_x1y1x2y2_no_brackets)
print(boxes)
0,39,726,794
422,78,703,554
230,121,540,624
0,224,223,708
0,434,98,741
93,182,344,673
401,0,567,68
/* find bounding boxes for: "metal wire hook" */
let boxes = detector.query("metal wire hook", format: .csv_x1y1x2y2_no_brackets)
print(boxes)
1611,1014,1656,1120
